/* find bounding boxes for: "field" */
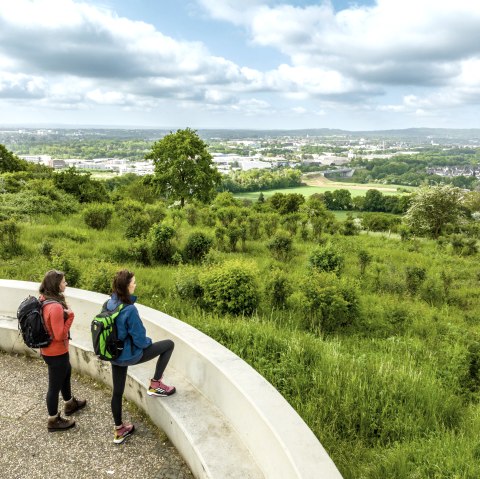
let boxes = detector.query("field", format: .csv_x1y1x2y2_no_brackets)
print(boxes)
234,175,414,200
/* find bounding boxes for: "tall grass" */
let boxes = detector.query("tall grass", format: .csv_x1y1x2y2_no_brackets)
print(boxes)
2,209,480,478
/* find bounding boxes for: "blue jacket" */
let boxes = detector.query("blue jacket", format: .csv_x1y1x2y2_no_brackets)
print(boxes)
106,293,152,366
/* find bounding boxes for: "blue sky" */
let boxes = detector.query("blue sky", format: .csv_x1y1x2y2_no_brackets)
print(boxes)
0,0,479,130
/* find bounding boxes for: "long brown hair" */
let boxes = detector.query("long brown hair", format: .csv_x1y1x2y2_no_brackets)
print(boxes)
39,270,67,308
112,269,135,304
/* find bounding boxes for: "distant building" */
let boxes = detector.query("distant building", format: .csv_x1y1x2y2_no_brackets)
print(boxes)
19,154,52,166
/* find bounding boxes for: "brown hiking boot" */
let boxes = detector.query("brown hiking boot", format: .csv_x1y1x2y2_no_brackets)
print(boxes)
64,396,87,416
47,413,75,432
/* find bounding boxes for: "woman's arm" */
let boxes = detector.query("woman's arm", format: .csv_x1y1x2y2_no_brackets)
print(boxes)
126,306,152,349
47,303,74,340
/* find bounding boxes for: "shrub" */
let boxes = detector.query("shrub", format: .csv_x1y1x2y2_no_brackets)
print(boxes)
267,231,293,262
299,272,360,334
184,204,198,226
148,223,176,264
405,266,427,295
265,269,292,308
358,249,372,275
0,219,22,257
81,261,117,294
83,203,114,230
115,199,144,221
174,268,203,301
449,234,478,256
200,260,259,315
51,253,80,287
39,239,53,259
124,213,152,239
226,224,242,252
309,243,344,275
112,239,151,266
144,203,167,224
183,232,213,263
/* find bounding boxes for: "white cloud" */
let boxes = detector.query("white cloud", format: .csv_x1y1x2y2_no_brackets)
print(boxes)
197,0,480,113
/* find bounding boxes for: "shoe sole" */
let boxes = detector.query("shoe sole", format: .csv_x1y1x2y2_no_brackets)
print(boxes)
147,389,176,397
48,423,75,432
113,426,135,444
65,403,87,416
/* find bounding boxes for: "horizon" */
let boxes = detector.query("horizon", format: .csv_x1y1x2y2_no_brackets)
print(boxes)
1,0,480,131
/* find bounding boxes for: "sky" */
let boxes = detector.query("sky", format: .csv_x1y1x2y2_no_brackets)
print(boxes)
0,0,479,131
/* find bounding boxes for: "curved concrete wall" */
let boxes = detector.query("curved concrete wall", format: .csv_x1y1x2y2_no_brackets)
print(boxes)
0,279,342,479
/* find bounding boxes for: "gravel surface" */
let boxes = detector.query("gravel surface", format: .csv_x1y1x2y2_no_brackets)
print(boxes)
0,351,194,479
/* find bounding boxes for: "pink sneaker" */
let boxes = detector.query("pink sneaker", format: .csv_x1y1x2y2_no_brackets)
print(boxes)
113,422,135,444
147,377,176,397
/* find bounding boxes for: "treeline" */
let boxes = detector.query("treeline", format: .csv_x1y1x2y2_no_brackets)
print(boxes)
5,138,152,161
347,149,480,188
220,167,302,192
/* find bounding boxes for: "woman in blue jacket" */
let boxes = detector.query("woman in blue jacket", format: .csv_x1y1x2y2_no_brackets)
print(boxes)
108,269,176,444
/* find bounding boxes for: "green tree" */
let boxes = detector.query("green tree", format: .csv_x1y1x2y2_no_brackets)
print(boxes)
405,185,465,238
0,144,28,173
53,167,108,203
146,128,221,207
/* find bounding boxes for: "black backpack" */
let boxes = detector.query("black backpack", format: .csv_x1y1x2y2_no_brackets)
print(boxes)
17,296,57,348
91,301,125,361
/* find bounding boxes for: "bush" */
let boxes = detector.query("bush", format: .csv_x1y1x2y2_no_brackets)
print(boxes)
183,231,213,263
294,272,360,334
184,204,198,226
83,203,114,230
144,203,167,224
200,260,259,315
309,243,344,275
112,239,151,266
174,268,203,301
148,223,176,264
115,199,144,221
81,261,117,294
39,239,53,259
0,219,22,257
264,269,292,308
51,253,81,287
267,231,293,262
124,213,152,239
405,266,427,295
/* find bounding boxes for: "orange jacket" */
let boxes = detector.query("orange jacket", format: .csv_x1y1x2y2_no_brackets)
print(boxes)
40,299,74,357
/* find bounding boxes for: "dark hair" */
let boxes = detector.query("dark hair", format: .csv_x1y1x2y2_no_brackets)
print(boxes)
39,270,67,308
112,269,135,304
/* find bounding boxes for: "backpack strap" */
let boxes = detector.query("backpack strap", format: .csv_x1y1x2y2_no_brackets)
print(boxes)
40,299,60,310
101,300,124,314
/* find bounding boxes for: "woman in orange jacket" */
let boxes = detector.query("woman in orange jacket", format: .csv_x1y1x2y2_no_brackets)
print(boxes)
39,270,86,431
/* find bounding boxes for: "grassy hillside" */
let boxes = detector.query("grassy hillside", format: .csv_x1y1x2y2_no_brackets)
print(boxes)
1,197,480,479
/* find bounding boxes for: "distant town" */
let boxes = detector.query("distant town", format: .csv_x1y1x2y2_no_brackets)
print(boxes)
1,127,480,181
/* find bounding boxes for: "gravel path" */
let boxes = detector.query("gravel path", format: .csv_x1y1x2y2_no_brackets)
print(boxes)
0,351,194,479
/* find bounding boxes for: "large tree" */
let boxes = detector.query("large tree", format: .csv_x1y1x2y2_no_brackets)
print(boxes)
405,185,465,238
146,128,221,207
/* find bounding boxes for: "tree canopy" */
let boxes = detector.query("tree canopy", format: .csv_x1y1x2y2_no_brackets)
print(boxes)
405,185,465,238
0,144,28,173
146,128,221,207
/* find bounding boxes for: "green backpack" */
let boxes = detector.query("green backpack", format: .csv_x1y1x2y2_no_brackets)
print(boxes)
91,301,125,361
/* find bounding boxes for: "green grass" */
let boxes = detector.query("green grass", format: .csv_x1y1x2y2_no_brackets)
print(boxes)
2,204,480,479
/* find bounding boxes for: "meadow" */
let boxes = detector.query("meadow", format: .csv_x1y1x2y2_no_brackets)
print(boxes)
234,181,413,201
2,193,480,479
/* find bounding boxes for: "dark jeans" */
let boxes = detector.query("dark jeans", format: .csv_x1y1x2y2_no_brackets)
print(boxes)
111,340,174,426
42,352,72,416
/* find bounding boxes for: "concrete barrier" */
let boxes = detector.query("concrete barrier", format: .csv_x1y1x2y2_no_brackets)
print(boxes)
0,279,343,479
